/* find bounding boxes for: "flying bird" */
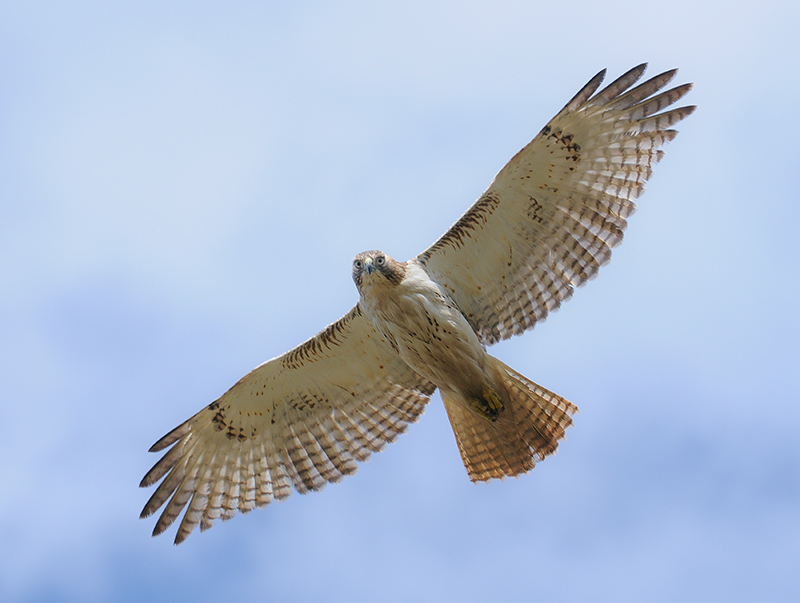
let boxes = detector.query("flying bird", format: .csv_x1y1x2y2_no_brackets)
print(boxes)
140,64,695,544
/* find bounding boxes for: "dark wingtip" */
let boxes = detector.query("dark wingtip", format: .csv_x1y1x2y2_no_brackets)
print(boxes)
148,422,191,452
591,63,649,104
563,67,607,112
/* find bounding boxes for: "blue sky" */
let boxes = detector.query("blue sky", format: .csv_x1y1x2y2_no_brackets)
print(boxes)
1,1,798,601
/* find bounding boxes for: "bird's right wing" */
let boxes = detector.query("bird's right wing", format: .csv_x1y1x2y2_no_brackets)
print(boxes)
139,305,435,544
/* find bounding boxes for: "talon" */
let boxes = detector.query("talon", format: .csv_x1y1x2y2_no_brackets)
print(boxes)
473,388,505,422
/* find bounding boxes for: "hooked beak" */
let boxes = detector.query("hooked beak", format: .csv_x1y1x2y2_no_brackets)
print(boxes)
363,257,375,274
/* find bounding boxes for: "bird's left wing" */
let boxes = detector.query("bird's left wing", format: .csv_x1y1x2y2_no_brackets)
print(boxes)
139,305,435,544
417,64,695,345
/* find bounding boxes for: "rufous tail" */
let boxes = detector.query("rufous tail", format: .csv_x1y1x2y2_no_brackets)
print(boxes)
441,356,578,482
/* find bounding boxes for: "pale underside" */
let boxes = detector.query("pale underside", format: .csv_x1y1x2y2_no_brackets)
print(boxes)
140,63,695,543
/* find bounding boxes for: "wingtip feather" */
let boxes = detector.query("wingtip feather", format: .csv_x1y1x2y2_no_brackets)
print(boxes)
589,63,649,105
563,68,607,112
149,422,191,452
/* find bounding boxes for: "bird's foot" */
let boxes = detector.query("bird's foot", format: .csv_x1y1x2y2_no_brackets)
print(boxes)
472,387,505,422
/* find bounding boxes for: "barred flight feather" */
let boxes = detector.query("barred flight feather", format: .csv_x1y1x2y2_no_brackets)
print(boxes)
141,309,436,543
419,64,694,346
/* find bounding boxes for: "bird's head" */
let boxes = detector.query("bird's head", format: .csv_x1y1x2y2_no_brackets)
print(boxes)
352,250,405,292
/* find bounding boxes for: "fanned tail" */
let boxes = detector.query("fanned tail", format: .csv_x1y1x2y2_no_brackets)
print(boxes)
441,356,578,482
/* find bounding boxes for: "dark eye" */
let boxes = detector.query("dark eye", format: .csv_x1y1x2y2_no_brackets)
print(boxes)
354,259,363,269
376,256,385,266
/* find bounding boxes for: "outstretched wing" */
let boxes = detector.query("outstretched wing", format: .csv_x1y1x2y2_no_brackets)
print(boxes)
139,305,435,544
417,64,695,345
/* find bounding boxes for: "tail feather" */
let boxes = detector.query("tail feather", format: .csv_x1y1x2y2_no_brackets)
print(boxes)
441,356,578,482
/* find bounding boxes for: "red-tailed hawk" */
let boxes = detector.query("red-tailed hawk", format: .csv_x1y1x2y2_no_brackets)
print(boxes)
140,64,694,544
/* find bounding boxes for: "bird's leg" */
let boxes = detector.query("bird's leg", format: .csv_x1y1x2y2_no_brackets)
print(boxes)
470,387,505,422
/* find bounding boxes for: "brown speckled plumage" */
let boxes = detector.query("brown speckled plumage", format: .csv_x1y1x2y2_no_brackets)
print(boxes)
141,64,694,543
